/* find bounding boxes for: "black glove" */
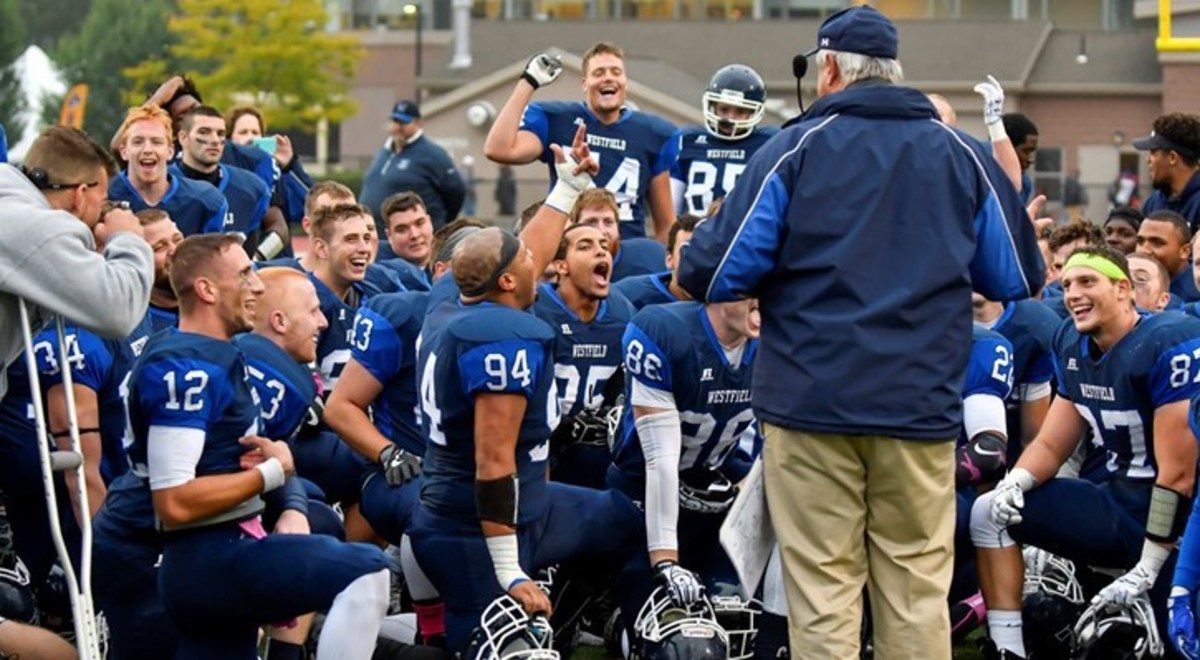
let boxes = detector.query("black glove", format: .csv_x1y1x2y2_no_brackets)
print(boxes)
549,409,611,457
380,445,422,487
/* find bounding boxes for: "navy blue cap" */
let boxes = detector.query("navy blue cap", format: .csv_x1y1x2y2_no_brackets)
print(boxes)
805,6,898,60
390,100,421,123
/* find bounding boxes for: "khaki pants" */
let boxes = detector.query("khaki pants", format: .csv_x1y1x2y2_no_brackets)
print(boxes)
762,424,955,660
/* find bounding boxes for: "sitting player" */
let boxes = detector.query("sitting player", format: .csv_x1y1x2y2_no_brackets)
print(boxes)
130,234,390,657
971,245,1200,659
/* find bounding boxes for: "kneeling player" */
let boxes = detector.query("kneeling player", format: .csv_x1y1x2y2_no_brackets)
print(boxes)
606,297,762,652
409,229,642,653
971,245,1200,659
131,234,389,657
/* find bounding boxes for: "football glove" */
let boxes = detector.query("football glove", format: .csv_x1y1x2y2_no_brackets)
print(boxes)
1094,563,1158,609
653,560,705,606
974,74,1005,127
522,53,563,89
990,467,1035,527
1170,587,1200,659
550,408,611,455
379,445,422,487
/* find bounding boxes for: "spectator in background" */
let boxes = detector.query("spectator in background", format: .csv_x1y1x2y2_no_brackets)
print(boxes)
495,164,517,218
1109,169,1141,209
459,155,477,216
226,105,316,231
1062,167,1088,220
359,99,465,253
1134,112,1200,233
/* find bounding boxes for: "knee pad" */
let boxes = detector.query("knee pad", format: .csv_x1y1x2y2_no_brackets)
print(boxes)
968,491,1014,549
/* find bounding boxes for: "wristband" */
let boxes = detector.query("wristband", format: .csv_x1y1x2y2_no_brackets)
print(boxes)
485,534,530,590
545,178,583,215
987,121,1009,143
1139,538,1171,576
255,457,286,493
254,233,285,261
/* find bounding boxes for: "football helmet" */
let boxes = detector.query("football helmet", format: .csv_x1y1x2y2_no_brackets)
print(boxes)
709,583,760,660
703,64,766,141
0,555,36,624
634,586,729,660
1021,549,1085,658
1074,595,1164,659
678,467,738,515
464,594,559,659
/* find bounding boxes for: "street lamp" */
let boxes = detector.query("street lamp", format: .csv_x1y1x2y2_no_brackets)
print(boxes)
403,3,423,98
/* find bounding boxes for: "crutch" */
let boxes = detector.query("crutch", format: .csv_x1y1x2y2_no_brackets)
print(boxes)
18,299,102,659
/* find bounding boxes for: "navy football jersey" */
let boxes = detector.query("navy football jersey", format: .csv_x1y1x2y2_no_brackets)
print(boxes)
147,305,179,332
612,239,667,284
32,313,156,482
983,300,1062,443
351,291,429,455
234,333,317,442
663,125,780,217
1172,268,1200,303
1053,312,1200,480
519,101,675,239
311,274,369,392
170,163,271,235
364,258,432,294
116,329,262,529
417,301,559,524
961,326,1014,443
612,302,760,484
427,272,461,314
107,172,228,237
532,283,633,418
613,271,678,311
222,141,278,192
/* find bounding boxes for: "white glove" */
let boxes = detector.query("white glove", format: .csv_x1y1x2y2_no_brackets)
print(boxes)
654,560,705,606
545,152,595,214
990,467,1035,527
973,74,1007,141
1023,546,1052,578
1093,541,1170,609
522,53,563,90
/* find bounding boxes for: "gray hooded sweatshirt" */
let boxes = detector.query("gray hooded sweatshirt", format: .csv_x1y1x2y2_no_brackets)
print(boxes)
0,164,153,402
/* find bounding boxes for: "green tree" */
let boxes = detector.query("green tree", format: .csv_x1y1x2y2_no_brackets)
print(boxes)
0,0,27,136
53,0,175,140
20,0,91,50
125,0,363,133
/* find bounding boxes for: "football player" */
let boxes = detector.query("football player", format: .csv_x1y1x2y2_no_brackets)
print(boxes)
410,228,642,654
485,43,677,242
107,104,228,237
972,295,1060,456
172,106,289,261
971,245,1200,659
139,209,184,330
607,297,762,647
126,233,389,657
534,223,635,488
663,64,779,218
614,215,698,311
571,188,665,283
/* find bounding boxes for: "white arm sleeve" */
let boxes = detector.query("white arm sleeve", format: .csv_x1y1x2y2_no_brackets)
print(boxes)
1018,381,1052,402
637,409,683,553
147,425,205,491
963,394,1008,441
669,177,686,216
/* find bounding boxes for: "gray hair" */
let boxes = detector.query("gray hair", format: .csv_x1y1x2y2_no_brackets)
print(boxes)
817,49,904,85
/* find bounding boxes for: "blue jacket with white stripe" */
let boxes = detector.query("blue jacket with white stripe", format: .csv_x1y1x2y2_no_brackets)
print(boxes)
678,81,1044,441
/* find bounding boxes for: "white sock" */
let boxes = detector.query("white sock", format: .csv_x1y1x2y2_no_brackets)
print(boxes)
986,609,1025,656
379,613,418,644
317,568,389,660
400,534,440,601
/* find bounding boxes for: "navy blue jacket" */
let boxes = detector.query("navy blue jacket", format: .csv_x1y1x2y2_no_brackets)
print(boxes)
360,134,466,232
1143,171,1200,234
678,83,1044,440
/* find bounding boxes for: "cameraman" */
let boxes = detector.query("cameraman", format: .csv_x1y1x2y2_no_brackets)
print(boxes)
0,126,153,403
